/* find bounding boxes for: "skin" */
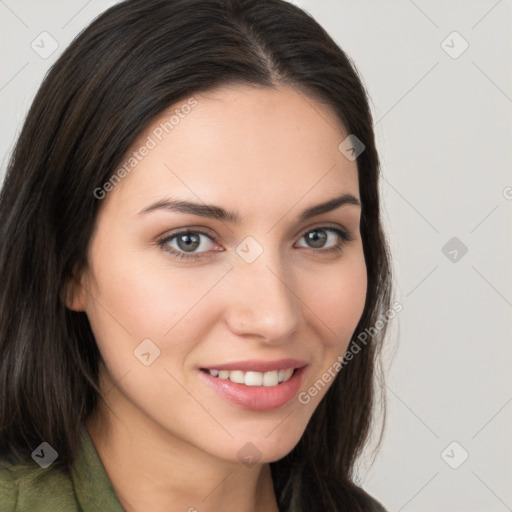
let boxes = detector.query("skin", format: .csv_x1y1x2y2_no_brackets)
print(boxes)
65,83,367,512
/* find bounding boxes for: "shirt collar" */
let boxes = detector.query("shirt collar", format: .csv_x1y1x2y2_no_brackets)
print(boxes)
70,424,126,511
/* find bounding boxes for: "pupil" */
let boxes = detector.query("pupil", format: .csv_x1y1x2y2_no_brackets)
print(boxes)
178,233,200,252
307,230,326,248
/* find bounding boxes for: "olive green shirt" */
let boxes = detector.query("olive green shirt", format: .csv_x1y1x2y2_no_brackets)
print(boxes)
0,426,125,511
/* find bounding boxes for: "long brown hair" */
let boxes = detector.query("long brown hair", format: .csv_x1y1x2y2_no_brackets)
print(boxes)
0,1,392,510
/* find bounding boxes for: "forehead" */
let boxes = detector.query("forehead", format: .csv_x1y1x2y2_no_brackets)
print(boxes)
102,84,359,216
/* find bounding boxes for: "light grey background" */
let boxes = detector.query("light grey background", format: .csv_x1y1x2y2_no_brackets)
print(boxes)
1,1,511,510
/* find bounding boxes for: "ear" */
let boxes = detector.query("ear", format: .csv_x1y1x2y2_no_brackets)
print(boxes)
62,266,87,312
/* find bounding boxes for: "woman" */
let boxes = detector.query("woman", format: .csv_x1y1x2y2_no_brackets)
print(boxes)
0,0,393,510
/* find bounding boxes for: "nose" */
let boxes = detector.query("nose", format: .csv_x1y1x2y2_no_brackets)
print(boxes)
222,247,301,344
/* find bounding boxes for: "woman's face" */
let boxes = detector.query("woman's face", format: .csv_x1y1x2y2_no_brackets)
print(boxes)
71,84,367,463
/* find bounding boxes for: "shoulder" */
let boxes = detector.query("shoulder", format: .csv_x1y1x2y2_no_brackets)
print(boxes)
0,460,16,512
353,485,388,512
0,458,79,512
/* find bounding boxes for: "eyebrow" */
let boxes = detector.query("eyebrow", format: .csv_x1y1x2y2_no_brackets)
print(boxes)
136,193,360,224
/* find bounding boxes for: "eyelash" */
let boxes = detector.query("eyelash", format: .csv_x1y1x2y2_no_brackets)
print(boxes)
157,226,355,261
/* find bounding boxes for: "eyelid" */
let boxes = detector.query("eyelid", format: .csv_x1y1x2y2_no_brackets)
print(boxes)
158,227,222,253
294,221,354,240
157,223,355,260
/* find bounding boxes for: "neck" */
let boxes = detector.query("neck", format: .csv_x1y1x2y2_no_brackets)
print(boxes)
86,389,280,512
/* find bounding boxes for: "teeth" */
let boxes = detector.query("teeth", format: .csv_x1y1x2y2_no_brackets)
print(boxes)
263,371,278,387
245,371,263,386
206,368,295,386
230,370,245,384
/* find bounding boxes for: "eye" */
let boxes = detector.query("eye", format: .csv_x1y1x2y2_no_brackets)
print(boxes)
158,229,220,260
295,226,354,253
157,225,354,261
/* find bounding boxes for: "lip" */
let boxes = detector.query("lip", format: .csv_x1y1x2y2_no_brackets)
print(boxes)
199,358,308,373
198,364,308,411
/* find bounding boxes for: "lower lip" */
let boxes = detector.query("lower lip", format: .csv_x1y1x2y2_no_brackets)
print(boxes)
198,366,307,411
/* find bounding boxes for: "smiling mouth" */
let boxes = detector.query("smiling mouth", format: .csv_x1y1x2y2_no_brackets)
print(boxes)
200,368,296,387
198,363,307,410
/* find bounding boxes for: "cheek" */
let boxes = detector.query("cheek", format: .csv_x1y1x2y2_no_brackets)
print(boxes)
296,247,366,407
301,247,367,348
83,236,231,356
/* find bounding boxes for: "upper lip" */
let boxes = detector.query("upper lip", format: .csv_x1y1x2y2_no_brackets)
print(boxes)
200,358,308,373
